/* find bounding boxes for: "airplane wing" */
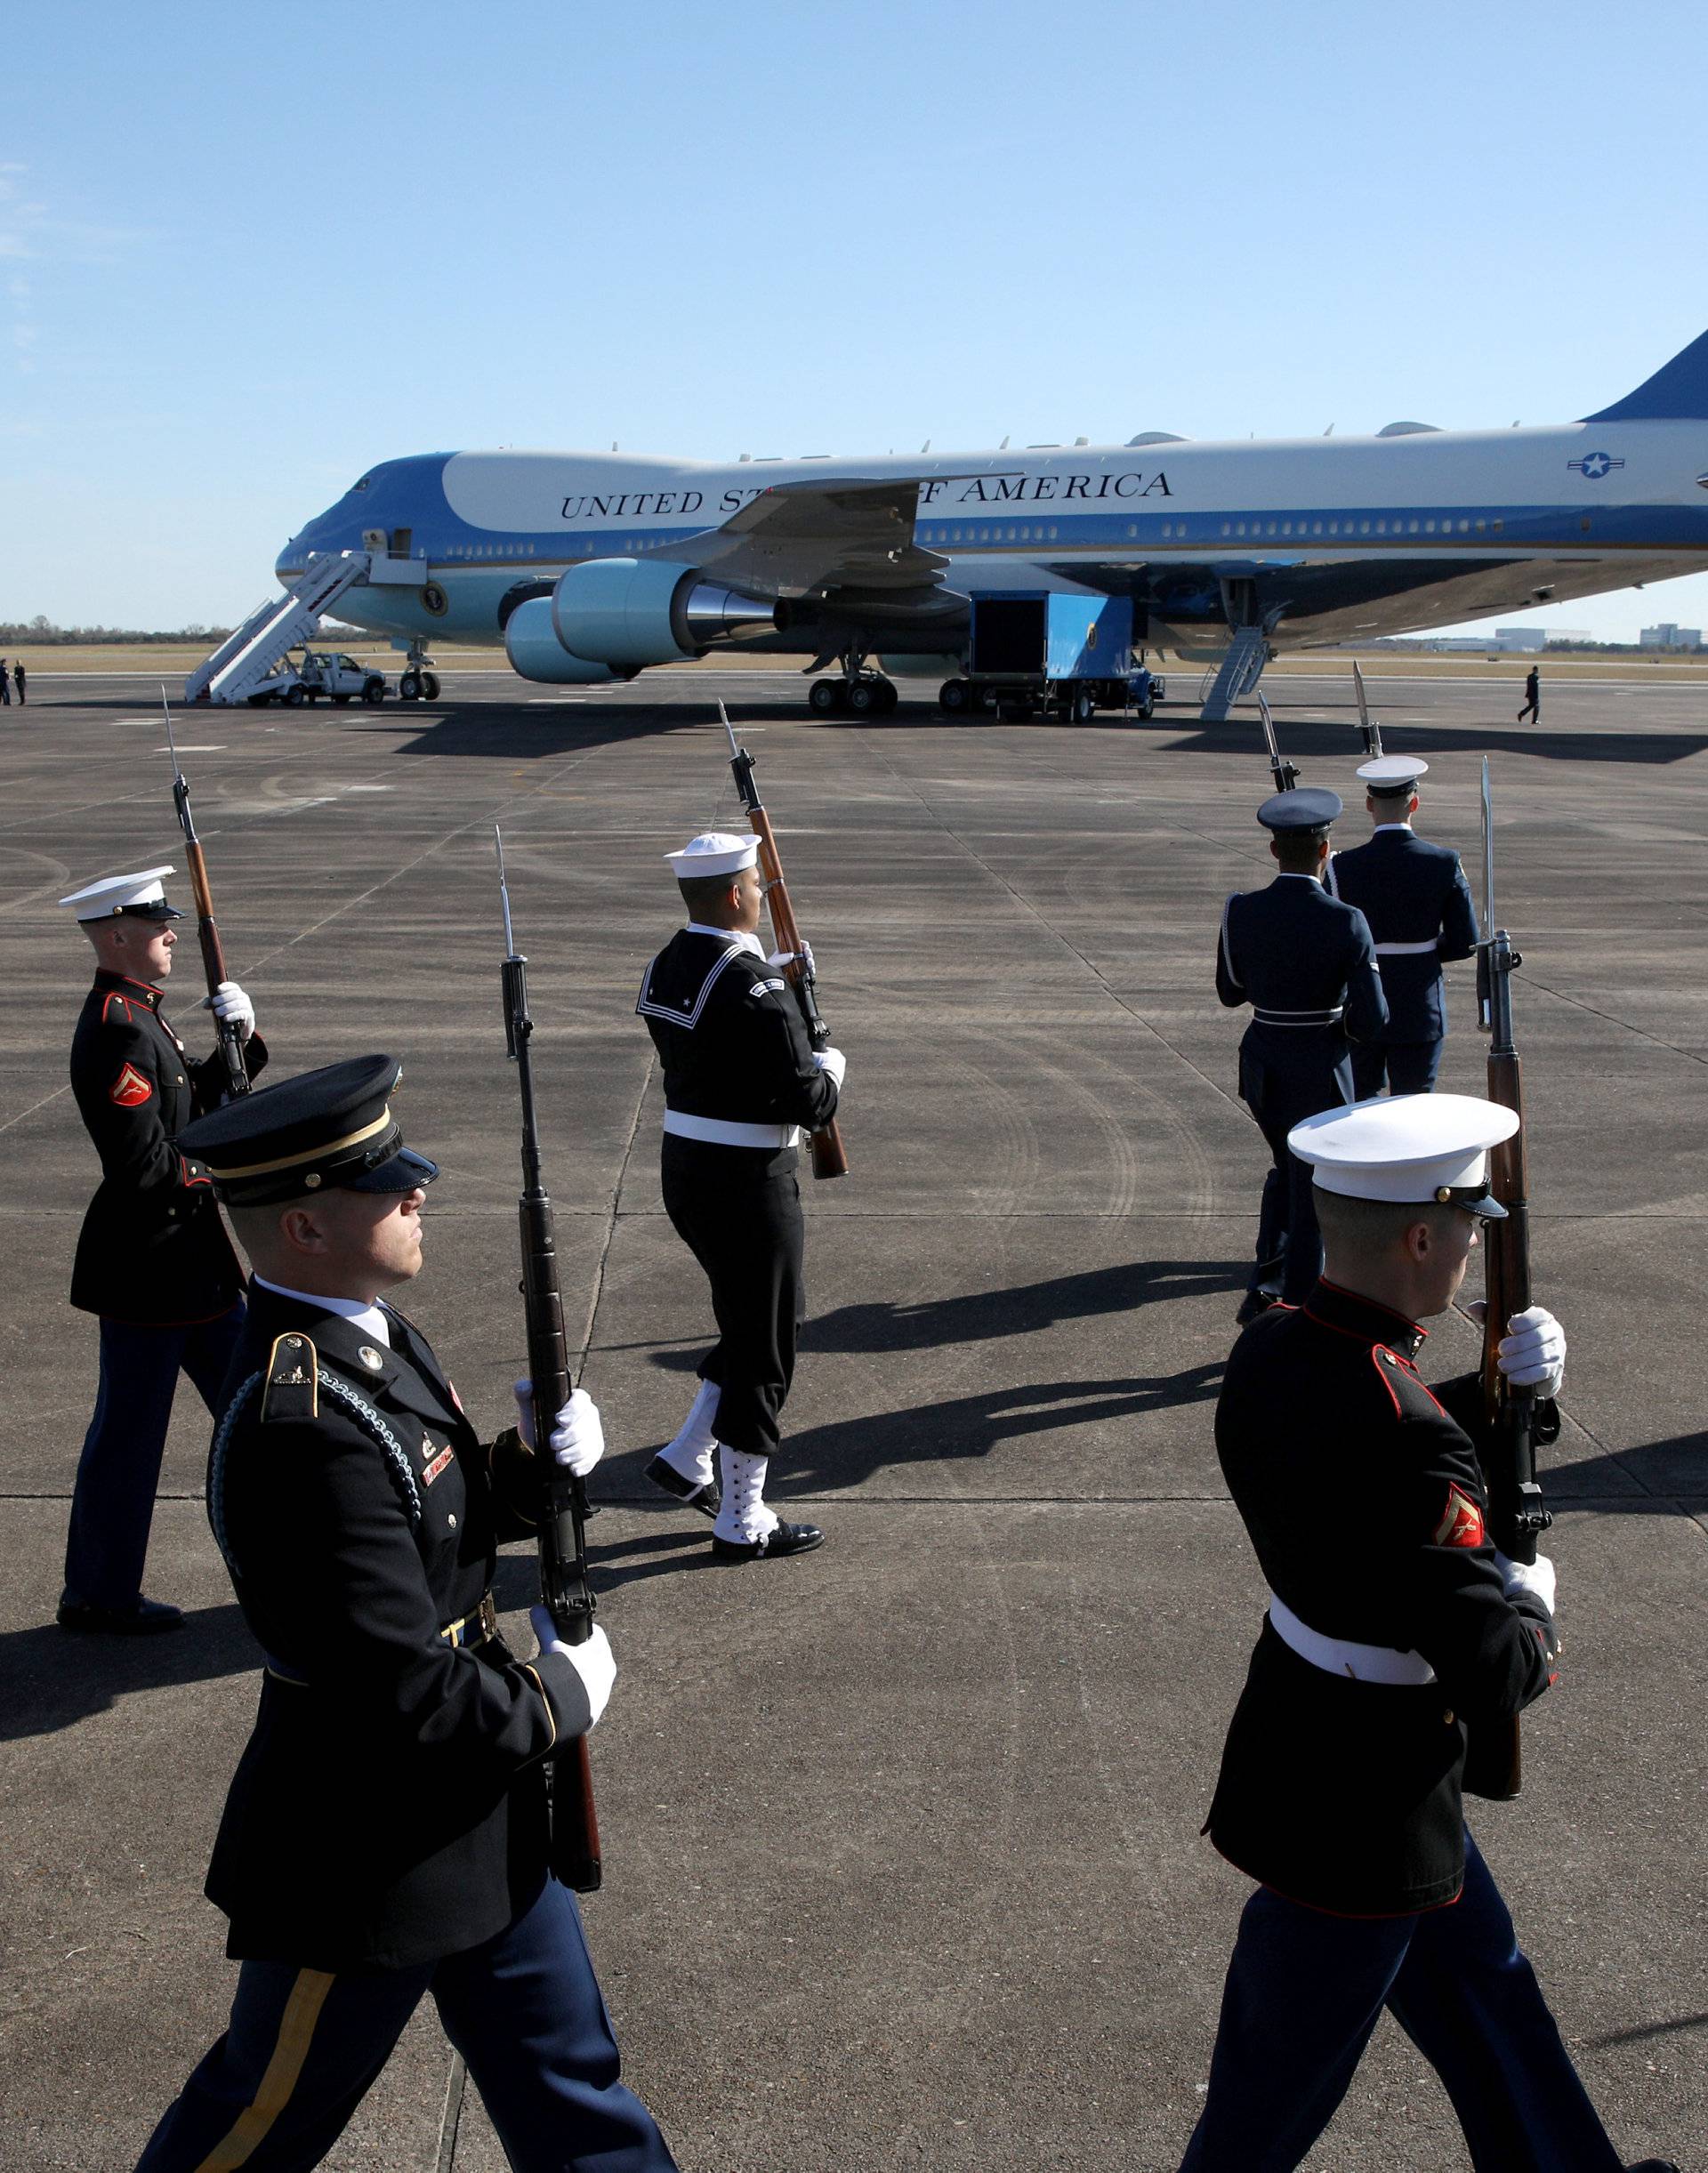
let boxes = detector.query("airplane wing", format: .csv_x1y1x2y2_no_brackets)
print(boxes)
640,478,948,599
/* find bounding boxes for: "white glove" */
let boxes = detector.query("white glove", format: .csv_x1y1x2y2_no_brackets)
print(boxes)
1496,1306,1566,1396
1493,1550,1557,1616
813,1046,847,1090
207,980,255,1041
769,939,815,977
528,1611,615,1731
512,1381,605,1477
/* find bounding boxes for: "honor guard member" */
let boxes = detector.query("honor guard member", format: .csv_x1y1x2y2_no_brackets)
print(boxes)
133,1057,678,2173
1216,791,1387,1323
1179,1096,1678,2173
637,832,844,1560
1325,755,1479,1098
59,865,265,1633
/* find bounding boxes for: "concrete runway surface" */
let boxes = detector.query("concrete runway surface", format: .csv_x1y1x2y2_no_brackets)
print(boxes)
1,669,1704,2172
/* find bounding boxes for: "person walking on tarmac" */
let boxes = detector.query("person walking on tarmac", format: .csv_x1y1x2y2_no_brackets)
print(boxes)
12,660,24,704
1217,789,1387,1324
57,865,264,1633
1518,662,1542,724
1325,754,1479,1097
636,832,844,1561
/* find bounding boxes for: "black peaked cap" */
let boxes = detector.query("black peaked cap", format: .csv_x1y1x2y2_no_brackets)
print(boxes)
177,1054,438,1204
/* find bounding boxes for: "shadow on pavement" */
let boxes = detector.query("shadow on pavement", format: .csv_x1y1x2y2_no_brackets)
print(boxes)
1163,714,1708,767
0,1603,259,1743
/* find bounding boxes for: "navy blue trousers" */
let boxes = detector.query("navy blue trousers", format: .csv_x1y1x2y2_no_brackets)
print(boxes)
63,1303,245,1610
1351,1038,1444,1099
1179,1832,1623,2172
133,1876,678,2172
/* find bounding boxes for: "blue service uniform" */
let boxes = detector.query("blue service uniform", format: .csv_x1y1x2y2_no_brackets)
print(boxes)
1178,1282,1633,2173
1326,826,1478,1096
1215,877,1387,1304
133,1284,677,2173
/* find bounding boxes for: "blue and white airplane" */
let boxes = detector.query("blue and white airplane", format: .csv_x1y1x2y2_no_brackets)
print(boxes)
272,327,1708,713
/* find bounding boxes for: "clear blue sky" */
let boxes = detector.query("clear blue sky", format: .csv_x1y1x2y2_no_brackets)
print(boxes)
5,0,1706,638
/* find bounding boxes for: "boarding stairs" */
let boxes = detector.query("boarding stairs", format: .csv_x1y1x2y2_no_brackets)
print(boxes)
1197,625,1270,722
185,550,373,705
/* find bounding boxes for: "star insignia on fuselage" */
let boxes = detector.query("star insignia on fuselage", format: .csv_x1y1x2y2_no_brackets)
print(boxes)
1567,450,1623,479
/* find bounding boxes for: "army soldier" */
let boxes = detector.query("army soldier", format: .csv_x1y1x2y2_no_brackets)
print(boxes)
133,1056,678,2173
1326,755,1479,1097
1178,1096,1677,2173
1216,790,1387,1324
637,832,843,1561
59,865,264,1633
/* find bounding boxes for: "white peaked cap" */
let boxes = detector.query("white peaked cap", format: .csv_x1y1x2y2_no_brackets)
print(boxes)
1289,1092,1519,1206
664,832,760,880
1358,755,1430,790
59,865,178,920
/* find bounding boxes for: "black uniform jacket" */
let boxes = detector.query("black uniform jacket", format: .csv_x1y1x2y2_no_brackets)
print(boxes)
1205,1279,1559,1917
68,969,267,1323
637,929,839,1139
1327,831,1478,1044
1216,877,1387,1116
204,1283,584,1970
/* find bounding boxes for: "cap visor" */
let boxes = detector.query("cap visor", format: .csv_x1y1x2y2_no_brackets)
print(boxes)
1466,1191,1507,1220
344,1147,439,1194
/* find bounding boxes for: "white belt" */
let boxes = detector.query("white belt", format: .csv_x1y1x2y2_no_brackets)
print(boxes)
1252,1005,1344,1026
663,1111,802,1150
1269,1594,1438,1686
1373,939,1440,956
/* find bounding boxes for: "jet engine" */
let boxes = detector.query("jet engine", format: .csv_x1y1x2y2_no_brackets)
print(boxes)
504,598,635,685
551,557,778,667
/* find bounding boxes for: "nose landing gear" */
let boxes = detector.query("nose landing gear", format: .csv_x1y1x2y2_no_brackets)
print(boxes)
395,639,441,703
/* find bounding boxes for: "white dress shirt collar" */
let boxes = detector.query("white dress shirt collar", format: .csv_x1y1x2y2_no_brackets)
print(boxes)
1374,821,1414,834
253,1276,391,1348
686,922,765,957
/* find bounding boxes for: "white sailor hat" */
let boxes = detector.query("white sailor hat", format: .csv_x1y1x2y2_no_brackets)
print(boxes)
59,865,181,922
1358,755,1429,795
664,832,760,880
1288,1092,1518,1218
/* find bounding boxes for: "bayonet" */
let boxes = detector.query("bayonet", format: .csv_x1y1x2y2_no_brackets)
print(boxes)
1257,695,1300,795
1352,662,1382,760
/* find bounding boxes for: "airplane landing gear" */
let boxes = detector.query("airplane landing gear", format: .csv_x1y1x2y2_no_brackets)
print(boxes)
396,640,440,703
804,640,898,717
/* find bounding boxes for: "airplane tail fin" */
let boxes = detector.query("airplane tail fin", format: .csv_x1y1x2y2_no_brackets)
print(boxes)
1583,327,1708,422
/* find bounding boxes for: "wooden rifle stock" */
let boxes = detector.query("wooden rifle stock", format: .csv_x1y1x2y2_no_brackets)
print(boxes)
720,705,848,1179
497,833,602,1891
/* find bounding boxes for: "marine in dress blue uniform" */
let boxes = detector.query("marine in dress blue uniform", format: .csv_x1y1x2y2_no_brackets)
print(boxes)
133,1057,678,2173
1216,791,1387,1315
1325,756,1479,1097
59,865,266,1633
1179,1097,1676,2173
637,833,843,1562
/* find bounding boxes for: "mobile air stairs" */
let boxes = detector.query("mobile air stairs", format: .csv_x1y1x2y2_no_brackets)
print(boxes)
184,547,417,705
1197,624,1272,722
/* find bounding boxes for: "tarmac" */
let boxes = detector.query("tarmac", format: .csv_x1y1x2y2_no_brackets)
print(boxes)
0,664,1704,2172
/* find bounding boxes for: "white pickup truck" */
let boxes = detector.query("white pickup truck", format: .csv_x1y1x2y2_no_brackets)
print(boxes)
248,650,388,706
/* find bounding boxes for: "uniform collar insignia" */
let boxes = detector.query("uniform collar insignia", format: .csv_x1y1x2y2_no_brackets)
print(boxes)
1305,1277,1428,1357
94,969,163,1010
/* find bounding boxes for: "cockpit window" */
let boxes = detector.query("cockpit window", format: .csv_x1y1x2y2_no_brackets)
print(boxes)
353,476,371,491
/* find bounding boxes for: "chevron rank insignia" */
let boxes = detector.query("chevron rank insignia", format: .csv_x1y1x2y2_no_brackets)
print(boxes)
1432,1482,1486,1549
260,1332,319,1421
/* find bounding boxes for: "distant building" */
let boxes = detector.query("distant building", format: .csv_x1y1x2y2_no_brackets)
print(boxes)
1640,623,1703,650
1494,627,1549,652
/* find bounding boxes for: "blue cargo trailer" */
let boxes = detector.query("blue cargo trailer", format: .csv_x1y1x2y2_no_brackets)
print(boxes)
938,592,1162,721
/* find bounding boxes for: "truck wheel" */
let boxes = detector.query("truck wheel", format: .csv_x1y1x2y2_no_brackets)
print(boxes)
285,685,306,707
1137,696,1155,720
364,679,386,704
421,672,440,700
808,678,844,715
939,678,970,714
399,672,421,701
1071,687,1096,724
970,685,995,715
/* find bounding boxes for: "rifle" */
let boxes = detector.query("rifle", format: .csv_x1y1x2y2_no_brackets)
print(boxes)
1464,756,1551,1802
495,826,602,1891
1257,695,1299,795
1351,662,1383,760
719,702,849,1180
163,688,249,1103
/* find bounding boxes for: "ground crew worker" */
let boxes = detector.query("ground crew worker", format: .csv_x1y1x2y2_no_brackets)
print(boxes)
636,832,843,1561
133,1056,678,2173
1325,754,1479,1096
1518,662,1542,723
1178,1094,1677,2173
58,865,263,1633
1216,790,1386,1323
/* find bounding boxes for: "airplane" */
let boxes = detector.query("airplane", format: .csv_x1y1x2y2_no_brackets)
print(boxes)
261,326,1708,718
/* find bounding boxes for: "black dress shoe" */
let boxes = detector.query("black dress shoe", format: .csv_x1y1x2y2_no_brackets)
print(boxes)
1625,2161,1681,2170
711,1519,825,1564
1234,1291,1277,1327
644,1453,720,1518
56,1595,184,1635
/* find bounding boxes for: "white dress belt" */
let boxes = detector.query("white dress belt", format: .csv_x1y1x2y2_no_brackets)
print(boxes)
1373,938,1441,956
1268,1594,1438,1686
663,1111,802,1150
